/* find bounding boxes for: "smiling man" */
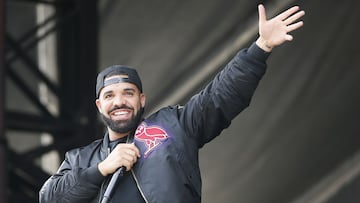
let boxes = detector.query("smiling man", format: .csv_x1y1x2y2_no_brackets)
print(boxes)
39,4,305,203
95,67,146,136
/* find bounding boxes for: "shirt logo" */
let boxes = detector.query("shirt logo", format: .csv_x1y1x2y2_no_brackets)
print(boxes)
135,123,169,157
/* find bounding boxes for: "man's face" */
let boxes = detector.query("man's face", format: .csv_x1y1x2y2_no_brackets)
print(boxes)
95,75,146,134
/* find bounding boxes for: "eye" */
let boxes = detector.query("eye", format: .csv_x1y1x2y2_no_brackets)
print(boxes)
124,91,134,96
103,93,113,99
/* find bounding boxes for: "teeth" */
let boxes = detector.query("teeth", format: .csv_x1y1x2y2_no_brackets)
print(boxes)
114,111,128,115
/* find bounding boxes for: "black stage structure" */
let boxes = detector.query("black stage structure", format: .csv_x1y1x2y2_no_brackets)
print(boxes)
3,0,99,202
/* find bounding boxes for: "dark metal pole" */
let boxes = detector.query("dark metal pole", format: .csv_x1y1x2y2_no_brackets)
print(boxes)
0,0,8,201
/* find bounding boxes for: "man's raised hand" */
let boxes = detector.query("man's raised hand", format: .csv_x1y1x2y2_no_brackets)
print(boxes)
256,4,305,52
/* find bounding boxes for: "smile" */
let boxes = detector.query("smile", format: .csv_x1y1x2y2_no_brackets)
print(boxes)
110,108,133,120
114,111,129,115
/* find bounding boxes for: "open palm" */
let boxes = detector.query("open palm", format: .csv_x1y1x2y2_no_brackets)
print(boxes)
258,4,305,49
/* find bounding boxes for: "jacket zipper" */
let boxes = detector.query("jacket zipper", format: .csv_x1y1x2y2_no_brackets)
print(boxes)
127,134,148,202
131,169,149,203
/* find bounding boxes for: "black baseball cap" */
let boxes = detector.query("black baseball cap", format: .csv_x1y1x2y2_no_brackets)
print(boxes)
96,65,143,98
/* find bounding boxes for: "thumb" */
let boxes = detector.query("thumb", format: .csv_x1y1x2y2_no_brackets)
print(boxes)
258,4,267,24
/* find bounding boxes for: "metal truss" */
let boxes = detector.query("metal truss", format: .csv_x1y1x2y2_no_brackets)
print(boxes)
2,0,99,202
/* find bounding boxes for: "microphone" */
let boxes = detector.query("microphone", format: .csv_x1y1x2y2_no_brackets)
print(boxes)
101,131,135,203
101,166,126,203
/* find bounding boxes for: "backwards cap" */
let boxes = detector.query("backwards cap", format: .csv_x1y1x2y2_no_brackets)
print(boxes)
96,65,143,98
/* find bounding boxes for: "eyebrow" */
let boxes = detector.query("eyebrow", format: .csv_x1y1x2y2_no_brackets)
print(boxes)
101,87,137,96
123,87,136,92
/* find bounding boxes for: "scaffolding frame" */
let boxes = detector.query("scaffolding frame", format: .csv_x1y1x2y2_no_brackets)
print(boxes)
2,0,99,202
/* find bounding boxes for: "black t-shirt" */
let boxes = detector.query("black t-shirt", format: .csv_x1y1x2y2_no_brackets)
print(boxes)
108,137,145,203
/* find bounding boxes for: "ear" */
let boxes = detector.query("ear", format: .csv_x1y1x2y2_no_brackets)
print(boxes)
95,99,102,113
140,93,146,108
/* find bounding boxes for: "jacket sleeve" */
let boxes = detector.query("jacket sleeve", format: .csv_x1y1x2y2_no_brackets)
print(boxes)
39,150,105,203
179,42,270,147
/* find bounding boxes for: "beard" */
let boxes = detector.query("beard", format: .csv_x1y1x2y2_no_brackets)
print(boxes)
100,106,144,134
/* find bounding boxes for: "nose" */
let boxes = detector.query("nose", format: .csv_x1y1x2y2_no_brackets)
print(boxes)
112,94,126,106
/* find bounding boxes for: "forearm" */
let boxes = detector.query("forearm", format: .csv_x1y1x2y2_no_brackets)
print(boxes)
212,42,270,119
182,42,269,146
39,165,105,202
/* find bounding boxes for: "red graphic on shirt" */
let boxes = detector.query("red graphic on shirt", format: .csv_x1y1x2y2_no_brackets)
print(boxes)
135,123,168,157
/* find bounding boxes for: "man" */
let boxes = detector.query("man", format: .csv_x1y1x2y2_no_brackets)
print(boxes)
39,4,305,203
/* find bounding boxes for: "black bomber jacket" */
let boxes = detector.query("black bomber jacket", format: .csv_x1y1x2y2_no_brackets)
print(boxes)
39,43,269,203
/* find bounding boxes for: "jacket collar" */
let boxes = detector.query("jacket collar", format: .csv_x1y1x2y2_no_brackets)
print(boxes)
100,131,110,159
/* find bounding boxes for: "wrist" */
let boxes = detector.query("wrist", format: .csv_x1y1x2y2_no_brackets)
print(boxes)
256,37,273,52
98,162,109,176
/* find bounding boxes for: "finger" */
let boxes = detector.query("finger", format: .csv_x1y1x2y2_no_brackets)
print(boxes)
124,152,138,164
284,10,305,25
286,21,304,32
122,160,132,171
115,143,137,153
114,143,130,151
124,156,136,166
131,143,141,157
125,148,136,156
285,34,293,41
122,155,137,171
258,4,266,23
277,6,300,21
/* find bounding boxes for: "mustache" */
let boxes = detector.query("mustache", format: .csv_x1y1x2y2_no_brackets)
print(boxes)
108,105,134,114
